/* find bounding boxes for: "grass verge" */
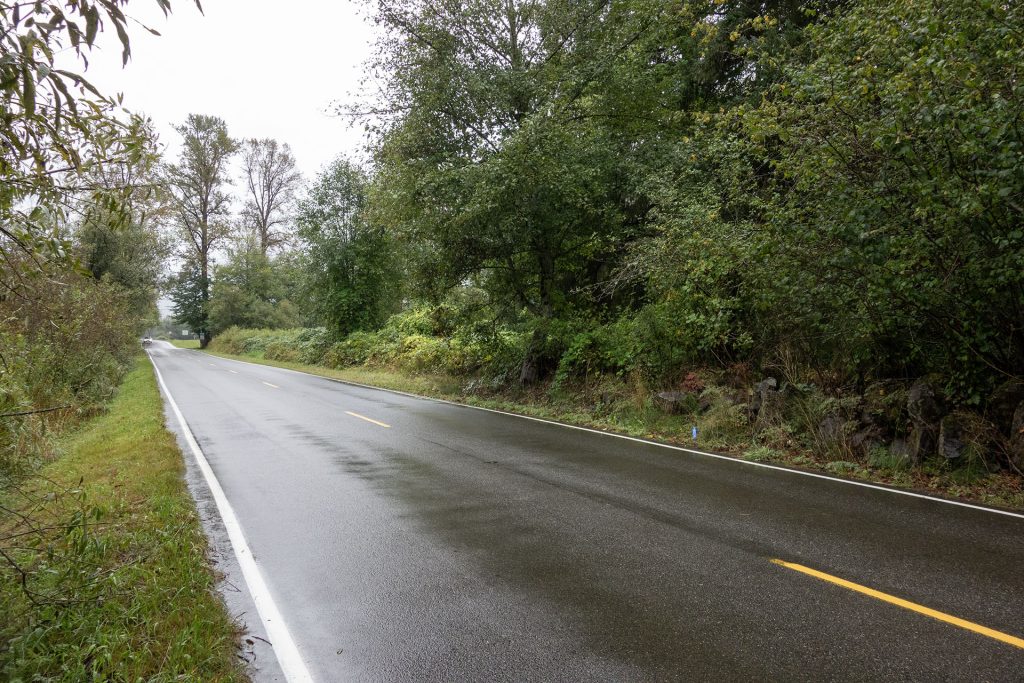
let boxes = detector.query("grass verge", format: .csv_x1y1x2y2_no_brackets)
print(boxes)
0,356,244,681
169,339,200,349
196,347,1024,511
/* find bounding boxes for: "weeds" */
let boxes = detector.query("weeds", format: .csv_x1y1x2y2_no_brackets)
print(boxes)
0,358,243,681
743,446,783,463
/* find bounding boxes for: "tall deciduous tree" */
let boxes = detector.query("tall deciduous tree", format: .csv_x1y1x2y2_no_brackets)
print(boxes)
297,157,400,336
361,0,641,381
165,114,237,346
240,138,302,255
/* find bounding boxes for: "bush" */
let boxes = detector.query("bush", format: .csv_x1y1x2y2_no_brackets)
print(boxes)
553,304,718,387
293,327,331,364
0,270,138,482
322,331,378,368
212,303,529,383
264,341,301,363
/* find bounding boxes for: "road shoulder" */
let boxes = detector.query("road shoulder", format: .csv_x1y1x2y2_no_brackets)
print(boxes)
0,356,247,680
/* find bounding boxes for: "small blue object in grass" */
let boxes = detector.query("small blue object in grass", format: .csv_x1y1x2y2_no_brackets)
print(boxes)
692,426,698,443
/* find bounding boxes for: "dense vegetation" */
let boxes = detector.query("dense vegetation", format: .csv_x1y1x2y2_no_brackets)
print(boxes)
1,0,178,480
1,1,243,677
0,360,244,680
184,0,1024,486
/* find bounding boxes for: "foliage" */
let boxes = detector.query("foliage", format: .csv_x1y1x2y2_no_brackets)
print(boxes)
213,326,355,364
0,1,197,289
164,113,237,347
364,0,637,325
212,299,526,379
296,157,401,336
208,237,300,333
0,360,244,681
742,0,1024,403
74,121,168,322
356,0,847,382
0,262,138,482
0,4,243,676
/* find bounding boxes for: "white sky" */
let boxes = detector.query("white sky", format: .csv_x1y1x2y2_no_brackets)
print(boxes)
78,0,378,180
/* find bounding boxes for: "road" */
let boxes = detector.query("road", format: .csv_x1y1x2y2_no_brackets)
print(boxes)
147,341,1024,681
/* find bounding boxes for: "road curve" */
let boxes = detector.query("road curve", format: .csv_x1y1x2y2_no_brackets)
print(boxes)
147,341,1024,681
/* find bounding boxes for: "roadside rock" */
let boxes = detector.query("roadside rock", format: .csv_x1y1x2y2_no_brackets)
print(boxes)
817,414,847,444
888,437,912,463
697,392,717,413
908,426,937,463
1009,402,1024,472
938,414,968,460
851,425,885,457
861,381,907,435
908,379,944,424
750,377,782,424
907,379,944,462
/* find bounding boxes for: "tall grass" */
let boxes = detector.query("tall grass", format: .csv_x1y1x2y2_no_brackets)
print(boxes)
0,358,244,681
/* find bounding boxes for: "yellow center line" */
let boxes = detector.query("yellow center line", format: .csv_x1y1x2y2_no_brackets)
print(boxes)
771,559,1024,650
345,411,391,428
262,381,279,389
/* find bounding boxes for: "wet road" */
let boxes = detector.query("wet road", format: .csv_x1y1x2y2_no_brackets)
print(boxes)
147,342,1024,681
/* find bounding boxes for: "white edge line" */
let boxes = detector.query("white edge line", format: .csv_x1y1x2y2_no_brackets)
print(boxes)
188,347,1024,521
147,352,315,682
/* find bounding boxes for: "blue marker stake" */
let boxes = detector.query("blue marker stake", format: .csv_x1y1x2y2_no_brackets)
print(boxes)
692,425,698,443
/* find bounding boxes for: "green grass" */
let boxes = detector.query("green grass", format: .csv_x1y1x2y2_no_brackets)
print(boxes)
194,346,1024,511
0,357,244,681
170,339,200,349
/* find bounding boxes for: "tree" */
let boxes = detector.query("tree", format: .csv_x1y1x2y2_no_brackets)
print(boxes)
164,114,237,346
241,138,301,255
168,258,208,339
362,0,646,381
743,0,1024,401
297,157,400,336
75,118,169,322
209,235,300,333
0,1,198,293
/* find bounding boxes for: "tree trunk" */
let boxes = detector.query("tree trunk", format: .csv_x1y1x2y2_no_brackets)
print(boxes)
519,246,557,385
199,243,210,349
519,327,545,385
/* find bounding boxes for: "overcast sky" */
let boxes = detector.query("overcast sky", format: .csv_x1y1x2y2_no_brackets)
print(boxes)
79,0,378,180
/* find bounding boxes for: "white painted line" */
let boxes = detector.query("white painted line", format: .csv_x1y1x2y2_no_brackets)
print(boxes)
228,370,239,374
262,381,279,389
147,354,314,682
199,352,1024,520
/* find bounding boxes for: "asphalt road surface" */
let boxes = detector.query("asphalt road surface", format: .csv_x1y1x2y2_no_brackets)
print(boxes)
147,342,1024,681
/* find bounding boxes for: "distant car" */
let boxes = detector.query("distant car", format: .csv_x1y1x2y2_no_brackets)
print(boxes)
142,336,152,347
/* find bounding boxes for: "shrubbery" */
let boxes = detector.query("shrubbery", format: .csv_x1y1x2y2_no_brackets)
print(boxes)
0,269,139,481
211,305,526,380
